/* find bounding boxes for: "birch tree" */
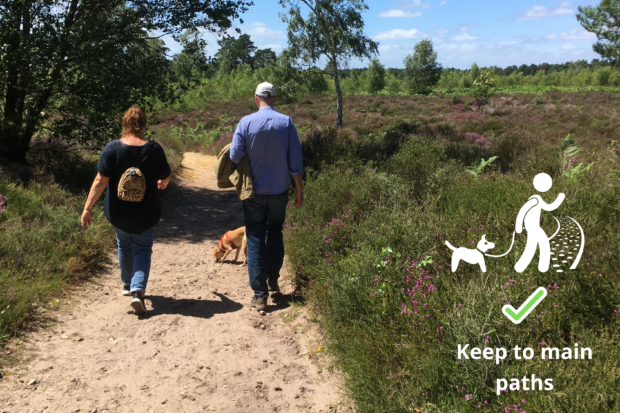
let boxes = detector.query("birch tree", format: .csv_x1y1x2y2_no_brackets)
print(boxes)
278,0,378,128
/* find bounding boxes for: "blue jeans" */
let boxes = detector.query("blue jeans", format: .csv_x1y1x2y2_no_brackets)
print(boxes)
242,192,289,297
113,226,155,294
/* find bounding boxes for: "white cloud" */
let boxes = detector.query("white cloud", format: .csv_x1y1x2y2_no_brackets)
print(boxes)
373,28,426,41
243,22,286,40
259,43,286,52
434,26,448,37
497,41,519,45
440,1,447,5
407,0,430,8
379,10,422,17
452,32,479,42
516,2,574,21
561,43,578,50
545,27,596,41
436,42,478,52
379,0,429,18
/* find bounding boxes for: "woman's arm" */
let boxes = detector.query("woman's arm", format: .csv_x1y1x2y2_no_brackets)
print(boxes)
81,173,110,229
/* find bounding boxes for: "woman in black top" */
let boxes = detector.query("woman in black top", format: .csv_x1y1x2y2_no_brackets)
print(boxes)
82,105,171,315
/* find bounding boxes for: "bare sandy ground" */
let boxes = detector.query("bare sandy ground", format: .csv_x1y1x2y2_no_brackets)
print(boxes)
0,153,351,413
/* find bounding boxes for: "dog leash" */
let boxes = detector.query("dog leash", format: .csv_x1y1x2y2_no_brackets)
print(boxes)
484,232,517,258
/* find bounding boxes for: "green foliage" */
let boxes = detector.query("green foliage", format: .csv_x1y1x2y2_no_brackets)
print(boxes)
535,96,545,105
560,137,596,183
0,0,252,163
170,30,215,87
283,117,620,412
269,49,304,103
279,0,378,127
466,156,498,177
0,177,114,340
562,134,577,149
404,39,442,95
215,34,257,70
367,58,386,94
470,62,480,81
472,71,495,112
253,48,278,69
564,162,595,183
578,0,620,61
438,63,620,90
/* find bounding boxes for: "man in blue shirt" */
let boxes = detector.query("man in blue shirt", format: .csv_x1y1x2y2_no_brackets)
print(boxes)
230,82,304,311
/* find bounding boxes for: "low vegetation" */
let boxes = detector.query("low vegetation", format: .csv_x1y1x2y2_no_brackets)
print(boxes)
3,62,620,411
0,169,113,341
276,93,620,412
144,89,620,412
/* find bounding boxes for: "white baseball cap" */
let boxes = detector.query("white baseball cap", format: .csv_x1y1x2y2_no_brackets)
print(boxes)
255,82,276,97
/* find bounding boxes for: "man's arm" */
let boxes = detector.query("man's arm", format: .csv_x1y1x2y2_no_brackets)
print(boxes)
288,118,304,208
287,118,303,176
229,121,247,165
293,173,303,208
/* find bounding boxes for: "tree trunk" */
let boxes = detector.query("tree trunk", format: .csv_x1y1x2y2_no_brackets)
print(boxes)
0,1,27,163
330,56,343,128
0,0,78,164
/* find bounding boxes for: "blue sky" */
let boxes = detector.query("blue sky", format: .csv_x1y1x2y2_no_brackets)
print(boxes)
164,0,601,69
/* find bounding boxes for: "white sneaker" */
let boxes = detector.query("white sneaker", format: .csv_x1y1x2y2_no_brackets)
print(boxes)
131,292,147,315
122,285,131,296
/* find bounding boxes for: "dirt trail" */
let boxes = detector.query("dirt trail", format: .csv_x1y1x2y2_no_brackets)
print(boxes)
0,153,350,413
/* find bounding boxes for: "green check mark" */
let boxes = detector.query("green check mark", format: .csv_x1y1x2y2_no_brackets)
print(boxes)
502,287,548,324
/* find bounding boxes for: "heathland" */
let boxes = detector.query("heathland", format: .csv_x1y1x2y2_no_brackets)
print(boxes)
2,87,620,412
155,88,620,412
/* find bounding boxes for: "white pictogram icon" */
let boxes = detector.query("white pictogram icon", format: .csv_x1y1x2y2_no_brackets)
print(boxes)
445,173,584,273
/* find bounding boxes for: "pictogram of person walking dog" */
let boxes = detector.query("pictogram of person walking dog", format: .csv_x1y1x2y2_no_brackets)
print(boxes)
445,173,584,274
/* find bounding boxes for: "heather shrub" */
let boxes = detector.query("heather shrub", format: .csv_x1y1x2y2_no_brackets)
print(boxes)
284,115,620,412
0,177,113,340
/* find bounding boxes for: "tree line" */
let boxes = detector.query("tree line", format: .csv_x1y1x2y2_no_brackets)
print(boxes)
3,0,620,163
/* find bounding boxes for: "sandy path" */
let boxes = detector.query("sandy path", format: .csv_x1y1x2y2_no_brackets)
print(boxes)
0,153,349,413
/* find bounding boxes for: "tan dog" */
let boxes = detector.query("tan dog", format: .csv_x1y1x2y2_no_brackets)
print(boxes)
213,226,247,266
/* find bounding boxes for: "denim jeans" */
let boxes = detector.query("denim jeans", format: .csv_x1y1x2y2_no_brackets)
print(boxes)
242,192,289,297
113,226,155,294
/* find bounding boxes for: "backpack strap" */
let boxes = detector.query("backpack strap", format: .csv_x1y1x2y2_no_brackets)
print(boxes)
137,141,155,169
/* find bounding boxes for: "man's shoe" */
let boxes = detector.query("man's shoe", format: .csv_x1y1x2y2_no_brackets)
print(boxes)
250,295,268,311
267,278,280,292
131,292,147,315
122,284,131,297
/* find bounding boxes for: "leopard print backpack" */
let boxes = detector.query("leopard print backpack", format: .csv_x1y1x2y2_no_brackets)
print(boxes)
118,167,146,202
117,142,152,202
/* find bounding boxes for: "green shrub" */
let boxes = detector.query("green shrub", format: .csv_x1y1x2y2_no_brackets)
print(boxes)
385,136,446,199
0,177,113,340
284,122,620,412
472,71,495,112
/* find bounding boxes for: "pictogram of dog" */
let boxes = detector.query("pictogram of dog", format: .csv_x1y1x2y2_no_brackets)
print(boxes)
445,234,495,273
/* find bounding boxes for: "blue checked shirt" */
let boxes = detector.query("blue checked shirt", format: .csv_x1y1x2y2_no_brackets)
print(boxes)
230,106,303,195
